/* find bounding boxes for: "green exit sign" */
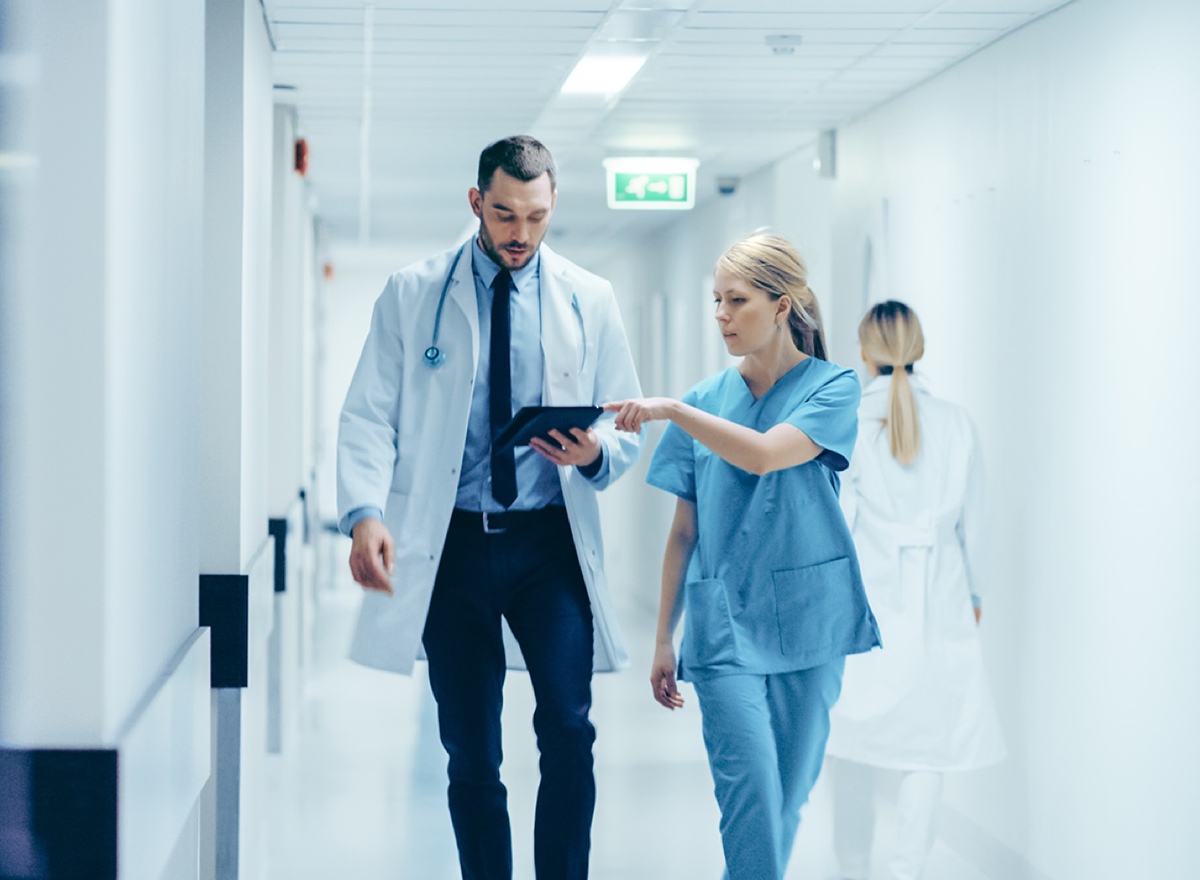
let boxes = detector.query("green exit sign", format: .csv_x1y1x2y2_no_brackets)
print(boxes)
613,172,689,204
603,158,699,211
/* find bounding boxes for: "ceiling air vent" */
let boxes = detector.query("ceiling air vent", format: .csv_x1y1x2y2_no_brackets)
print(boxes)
765,34,803,56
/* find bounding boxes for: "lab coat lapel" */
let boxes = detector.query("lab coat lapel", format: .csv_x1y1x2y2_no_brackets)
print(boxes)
539,246,584,404
444,241,481,372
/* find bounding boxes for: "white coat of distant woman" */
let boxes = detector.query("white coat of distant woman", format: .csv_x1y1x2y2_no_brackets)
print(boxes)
825,300,1005,880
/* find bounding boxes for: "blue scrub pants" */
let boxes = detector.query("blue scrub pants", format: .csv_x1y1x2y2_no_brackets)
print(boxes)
422,507,596,880
691,659,845,880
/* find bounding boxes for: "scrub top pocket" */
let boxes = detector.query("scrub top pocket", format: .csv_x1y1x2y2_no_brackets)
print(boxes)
772,557,854,658
683,578,738,666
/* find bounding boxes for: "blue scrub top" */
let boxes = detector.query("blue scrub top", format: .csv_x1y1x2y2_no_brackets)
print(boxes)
646,357,881,680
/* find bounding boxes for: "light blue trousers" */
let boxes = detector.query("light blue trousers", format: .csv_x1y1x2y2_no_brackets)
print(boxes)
691,659,845,880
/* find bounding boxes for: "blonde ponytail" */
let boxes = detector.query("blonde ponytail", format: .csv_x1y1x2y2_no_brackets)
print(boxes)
885,365,920,465
858,301,925,466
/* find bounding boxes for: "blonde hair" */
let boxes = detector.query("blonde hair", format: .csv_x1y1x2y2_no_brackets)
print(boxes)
858,300,925,465
717,233,828,359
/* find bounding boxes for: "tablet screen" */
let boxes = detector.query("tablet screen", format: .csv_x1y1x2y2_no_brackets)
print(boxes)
492,406,604,455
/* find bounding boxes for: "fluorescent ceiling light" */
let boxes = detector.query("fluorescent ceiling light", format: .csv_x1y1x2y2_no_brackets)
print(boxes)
561,54,647,95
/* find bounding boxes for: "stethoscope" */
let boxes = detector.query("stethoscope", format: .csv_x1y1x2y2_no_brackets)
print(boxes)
422,241,588,370
422,243,467,368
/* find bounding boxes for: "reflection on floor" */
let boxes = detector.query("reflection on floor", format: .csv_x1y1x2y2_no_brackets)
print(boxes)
263,560,989,880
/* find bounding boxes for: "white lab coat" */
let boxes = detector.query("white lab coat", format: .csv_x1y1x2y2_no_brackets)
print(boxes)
826,374,1005,771
337,242,644,676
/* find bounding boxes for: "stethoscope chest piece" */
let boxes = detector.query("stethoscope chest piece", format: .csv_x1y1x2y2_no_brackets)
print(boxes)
423,242,468,370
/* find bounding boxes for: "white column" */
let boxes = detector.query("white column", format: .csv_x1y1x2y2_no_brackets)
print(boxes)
0,1,211,878
199,1,277,877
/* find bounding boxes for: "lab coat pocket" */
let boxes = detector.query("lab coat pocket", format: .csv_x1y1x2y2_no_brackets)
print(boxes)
683,579,737,666
772,557,853,657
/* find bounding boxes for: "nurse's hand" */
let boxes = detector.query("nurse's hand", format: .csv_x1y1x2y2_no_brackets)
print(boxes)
349,518,395,596
529,427,602,467
651,643,685,710
604,398,678,433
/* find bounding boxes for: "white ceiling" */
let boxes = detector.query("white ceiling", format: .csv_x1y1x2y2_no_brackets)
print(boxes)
266,0,1073,254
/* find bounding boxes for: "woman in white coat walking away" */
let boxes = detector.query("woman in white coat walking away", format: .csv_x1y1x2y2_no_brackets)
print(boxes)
825,301,1005,880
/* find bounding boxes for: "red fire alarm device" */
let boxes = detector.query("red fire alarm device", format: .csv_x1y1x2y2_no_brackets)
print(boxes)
294,138,309,176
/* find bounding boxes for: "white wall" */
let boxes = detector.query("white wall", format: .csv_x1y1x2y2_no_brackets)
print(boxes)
105,0,207,748
198,5,279,878
201,0,276,574
314,260,395,524
268,106,316,517
202,0,248,575
0,0,107,744
241,0,274,568
0,0,206,747
0,0,29,665
827,1,1200,876
0,2,212,877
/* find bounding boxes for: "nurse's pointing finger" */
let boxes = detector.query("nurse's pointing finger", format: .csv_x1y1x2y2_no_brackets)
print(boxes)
622,403,641,433
602,400,635,432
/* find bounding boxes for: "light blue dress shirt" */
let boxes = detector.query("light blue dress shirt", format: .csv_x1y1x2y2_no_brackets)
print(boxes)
455,238,563,512
646,358,881,679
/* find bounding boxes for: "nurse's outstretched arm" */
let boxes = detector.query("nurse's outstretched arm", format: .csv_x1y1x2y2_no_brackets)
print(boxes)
605,398,822,475
653,499,696,710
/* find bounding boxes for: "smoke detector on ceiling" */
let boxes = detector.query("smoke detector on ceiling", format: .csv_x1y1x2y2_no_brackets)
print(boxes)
765,34,803,56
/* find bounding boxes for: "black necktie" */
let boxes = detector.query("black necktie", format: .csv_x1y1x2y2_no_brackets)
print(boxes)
489,269,517,507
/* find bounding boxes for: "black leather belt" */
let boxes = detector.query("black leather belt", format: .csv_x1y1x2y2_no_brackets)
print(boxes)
451,506,567,535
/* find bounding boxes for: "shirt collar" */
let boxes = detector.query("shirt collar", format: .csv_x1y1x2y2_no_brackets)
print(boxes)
471,236,540,295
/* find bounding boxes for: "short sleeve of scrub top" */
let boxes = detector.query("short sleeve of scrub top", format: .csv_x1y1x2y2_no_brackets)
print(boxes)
783,368,859,472
644,388,700,503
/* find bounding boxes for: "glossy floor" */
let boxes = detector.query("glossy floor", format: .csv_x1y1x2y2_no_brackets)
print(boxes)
262,566,989,880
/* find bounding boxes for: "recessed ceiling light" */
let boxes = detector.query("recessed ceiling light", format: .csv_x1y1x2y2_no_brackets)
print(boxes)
561,54,648,96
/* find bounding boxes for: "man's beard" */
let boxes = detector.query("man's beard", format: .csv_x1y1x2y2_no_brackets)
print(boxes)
479,223,538,270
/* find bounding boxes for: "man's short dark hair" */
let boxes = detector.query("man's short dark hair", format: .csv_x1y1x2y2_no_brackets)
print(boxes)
477,135,557,193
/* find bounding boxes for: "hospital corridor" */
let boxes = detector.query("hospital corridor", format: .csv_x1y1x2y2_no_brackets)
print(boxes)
1,2,1198,880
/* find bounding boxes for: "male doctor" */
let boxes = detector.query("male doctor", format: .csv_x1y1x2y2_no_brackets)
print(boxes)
337,135,643,880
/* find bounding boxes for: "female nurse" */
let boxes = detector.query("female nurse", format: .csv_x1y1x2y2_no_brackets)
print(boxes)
606,233,880,880
824,301,1005,880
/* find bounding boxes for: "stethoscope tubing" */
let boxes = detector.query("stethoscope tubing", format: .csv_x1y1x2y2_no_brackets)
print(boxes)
422,242,587,371
422,242,468,368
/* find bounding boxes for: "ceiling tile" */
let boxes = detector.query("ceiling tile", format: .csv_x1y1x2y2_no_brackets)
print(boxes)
695,0,941,11
671,28,901,44
687,11,926,29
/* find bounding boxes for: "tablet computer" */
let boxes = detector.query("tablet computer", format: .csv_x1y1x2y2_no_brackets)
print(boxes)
492,406,604,456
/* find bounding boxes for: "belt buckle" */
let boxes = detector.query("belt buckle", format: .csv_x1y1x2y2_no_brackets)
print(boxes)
481,511,507,534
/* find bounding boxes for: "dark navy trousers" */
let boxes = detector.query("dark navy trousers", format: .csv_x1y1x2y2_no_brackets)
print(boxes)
422,507,596,880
